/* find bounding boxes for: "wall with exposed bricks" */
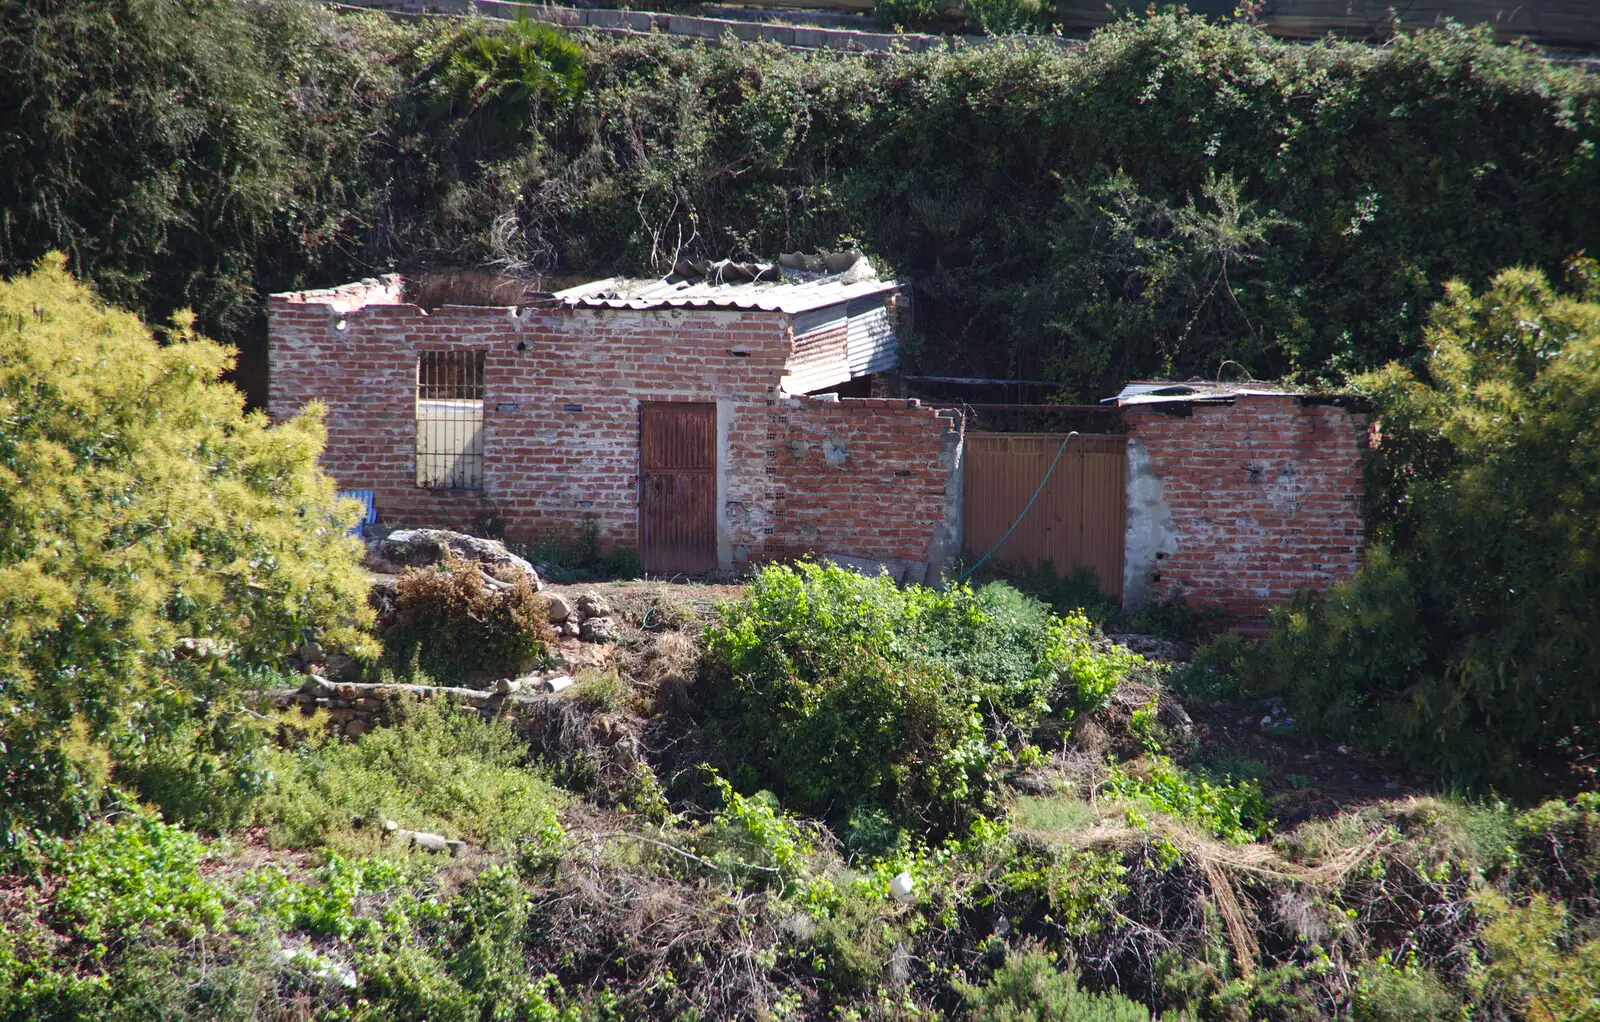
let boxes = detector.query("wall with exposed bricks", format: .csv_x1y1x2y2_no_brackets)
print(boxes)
1122,395,1367,631
766,395,964,583
268,282,961,576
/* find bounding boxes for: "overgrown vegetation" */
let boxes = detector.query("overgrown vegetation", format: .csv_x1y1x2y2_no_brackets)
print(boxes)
0,255,371,846
705,562,1139,833
1244,264,1600,791
386,555,555,680
8,5,1600,402
260,699,567,854
5,4,1600,1019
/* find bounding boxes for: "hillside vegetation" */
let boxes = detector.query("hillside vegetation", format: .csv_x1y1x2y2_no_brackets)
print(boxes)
5,1,1600,399
3,3,1600,1019
0,259,1595,1021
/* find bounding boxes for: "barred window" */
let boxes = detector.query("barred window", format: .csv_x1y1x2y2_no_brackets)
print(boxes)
416,350,485,489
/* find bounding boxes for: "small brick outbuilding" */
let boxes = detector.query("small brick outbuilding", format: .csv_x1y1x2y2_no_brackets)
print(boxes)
267,267,964,582
269,269,1369,627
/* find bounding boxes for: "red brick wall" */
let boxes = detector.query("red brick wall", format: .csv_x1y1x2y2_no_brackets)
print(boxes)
1123,396,1367,631
766,396,964,580
268,287,959,575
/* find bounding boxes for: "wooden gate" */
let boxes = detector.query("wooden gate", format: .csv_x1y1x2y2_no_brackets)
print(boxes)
963,433,1127,599
639,403,718,575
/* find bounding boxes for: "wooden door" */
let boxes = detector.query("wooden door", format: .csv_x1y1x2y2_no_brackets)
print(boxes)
962,433,1127,599
639,403,718,575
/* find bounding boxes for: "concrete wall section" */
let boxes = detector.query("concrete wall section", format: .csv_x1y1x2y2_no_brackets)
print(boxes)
1122,396,1367,631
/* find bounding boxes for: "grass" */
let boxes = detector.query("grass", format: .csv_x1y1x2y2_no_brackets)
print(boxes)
1012,794,1099,836
570,667,629,711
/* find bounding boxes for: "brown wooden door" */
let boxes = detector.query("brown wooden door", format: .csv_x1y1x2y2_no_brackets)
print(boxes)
963,433,1127,599
639,403,718,575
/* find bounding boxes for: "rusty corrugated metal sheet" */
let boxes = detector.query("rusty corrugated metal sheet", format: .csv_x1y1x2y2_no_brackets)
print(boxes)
963,433,1126,599
640,403,718,575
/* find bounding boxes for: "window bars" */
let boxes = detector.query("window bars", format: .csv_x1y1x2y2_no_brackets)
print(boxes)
416,350,485,489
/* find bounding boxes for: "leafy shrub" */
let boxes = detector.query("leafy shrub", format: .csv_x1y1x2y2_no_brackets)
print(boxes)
999,847,1130,938
259,699,566,853
873,0,940,31
959,947,1152,1021
111,661,293,833
959,0,1043,35
571,667,629,711
1473,891,1600,1022
388,555,555,681
1104,757,1271,843
1510,793,1600,917
0,257,372,843
49,814,224,947
1351,954,1465,1022
240,853,410,940
705,562,1139,831
523,522,641,583
696,771,821,895
415,15,586,166
1250,267,1600,789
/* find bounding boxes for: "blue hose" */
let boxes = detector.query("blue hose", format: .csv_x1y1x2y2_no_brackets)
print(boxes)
952,431,1078,585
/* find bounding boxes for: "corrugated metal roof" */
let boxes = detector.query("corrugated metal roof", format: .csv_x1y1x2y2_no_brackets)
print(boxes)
1103,380,1300,406
553,275,898,314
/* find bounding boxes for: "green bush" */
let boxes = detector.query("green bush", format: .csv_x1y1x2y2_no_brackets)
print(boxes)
0,257,372,843
695,771,822,895
1473,891,1600,1022
1249,267,1600,789
48,814,224,948
873,0,940,31
704,562,1139,831
387,556,555,681
411,13,586,182
13,7,1600,413
1511,793,1600,915
1351,955,1464,1022
259,699,567,853
959,947,1152,1021
1104,757,1271,843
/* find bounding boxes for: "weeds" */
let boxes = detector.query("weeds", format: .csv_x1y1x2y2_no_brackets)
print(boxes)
259,699,567,854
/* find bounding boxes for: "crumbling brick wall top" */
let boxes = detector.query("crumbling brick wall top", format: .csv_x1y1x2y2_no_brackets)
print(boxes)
271,275,406,311
765,395,964,584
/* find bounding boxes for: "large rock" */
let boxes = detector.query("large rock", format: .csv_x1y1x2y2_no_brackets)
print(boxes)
557,638,613,674
575,592,612,619
369,529,542,590
580,615,617,644
546,593,575,623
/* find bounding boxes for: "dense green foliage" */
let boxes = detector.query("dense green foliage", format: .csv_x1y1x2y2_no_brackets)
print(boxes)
705,562,1139,831
1104,757,1271,843
0,814,601,1022
959,948,1151,1022
7,5,1600,400
0,257,372,844
261,699,567,854
1248,267,1600,790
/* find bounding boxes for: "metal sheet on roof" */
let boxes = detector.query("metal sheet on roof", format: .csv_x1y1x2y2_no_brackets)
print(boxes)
553,275,898,315
1103,380,1300,405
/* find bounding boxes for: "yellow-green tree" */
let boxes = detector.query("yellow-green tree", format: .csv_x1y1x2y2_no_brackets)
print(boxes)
1255,264,1600,790
0,255,372,840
